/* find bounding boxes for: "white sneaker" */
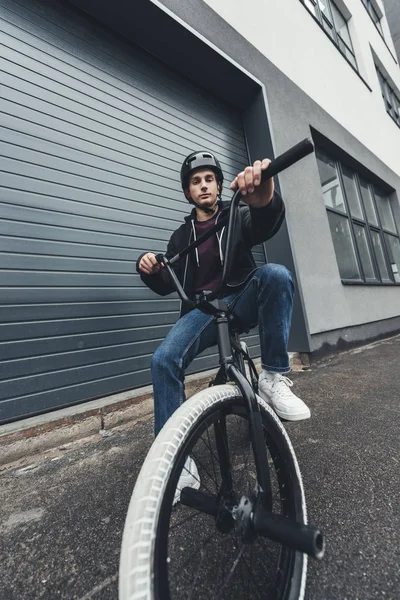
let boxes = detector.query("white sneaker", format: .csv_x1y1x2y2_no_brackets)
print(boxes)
259,373,311,421
173,456,200,505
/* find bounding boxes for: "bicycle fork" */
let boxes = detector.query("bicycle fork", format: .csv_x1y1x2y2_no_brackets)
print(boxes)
181,303,325,559
229,363,324,559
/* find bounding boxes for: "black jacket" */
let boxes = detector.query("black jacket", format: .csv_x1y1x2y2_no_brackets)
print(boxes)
136,193,285,317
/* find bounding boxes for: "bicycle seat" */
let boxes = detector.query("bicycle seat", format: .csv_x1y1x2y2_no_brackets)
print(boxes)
228,314,251,335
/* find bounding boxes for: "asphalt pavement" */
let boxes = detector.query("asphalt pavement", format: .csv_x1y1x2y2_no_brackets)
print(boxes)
0,335,399,599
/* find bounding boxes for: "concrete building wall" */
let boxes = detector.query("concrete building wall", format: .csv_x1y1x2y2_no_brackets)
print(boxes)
202,0,400,176
160,0,400,350
383,0,400,61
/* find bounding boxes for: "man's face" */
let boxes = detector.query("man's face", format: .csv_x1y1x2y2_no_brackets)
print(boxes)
186,169,220,209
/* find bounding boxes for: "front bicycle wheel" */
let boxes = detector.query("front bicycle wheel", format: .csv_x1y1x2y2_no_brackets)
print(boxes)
119,385,307,600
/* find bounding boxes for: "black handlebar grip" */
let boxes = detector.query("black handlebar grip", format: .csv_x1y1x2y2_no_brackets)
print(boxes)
261,137,315,182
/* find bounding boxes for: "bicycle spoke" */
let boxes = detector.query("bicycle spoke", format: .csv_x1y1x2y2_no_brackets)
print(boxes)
188,537,213,600
230,529,250,597
171,530,216,573
230,416,253,496
238,552,247,598
213,535,229,599
215,544,245,599
241,436,253,495
200,430,221,470
214,416,233,488
189,451,220,497
247,543,254,597
245,568,253,599
169,507,204,531
241,554,268,599
205,428,219,493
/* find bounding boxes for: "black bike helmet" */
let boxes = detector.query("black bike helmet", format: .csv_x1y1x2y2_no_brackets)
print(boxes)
180,151,224,192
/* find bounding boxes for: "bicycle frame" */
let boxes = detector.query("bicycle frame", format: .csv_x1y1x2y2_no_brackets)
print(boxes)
156,138,324,559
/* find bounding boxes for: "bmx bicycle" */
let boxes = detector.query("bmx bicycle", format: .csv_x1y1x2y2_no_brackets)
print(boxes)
119,139,325,600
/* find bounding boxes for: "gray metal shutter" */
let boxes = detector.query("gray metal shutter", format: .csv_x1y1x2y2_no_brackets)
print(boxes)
0,0,265,422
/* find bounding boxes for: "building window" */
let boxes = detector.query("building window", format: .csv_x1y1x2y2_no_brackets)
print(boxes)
302,0,357,69
315,148,400,283
361,0,384,37
376,67,400,127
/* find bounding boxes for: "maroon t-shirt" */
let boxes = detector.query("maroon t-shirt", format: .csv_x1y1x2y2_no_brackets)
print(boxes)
194,212,223,293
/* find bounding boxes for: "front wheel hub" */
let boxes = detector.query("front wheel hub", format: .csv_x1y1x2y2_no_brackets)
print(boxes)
215,490,238,534
234,495,257,543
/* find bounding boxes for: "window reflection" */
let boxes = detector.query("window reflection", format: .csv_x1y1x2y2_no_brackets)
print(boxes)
354,224,377,280
342,166,363,219
371,230,390,281
359,178,378,226
374,187,397,233
316,151,346,212
327,212,360,280
385,235,400,282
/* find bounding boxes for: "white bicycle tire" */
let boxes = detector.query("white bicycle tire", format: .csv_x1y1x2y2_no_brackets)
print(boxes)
119,384,308,600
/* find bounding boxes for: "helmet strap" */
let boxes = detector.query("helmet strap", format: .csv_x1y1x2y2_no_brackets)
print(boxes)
188,197,219,215
199,203,218,214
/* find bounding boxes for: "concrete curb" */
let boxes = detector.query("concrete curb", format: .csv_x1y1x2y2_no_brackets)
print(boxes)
0,371,214,467
0,354,307,467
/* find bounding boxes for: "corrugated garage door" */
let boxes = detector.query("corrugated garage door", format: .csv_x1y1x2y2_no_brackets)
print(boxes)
0,0,266,423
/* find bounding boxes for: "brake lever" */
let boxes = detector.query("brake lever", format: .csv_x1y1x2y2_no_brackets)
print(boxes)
155,253,196,308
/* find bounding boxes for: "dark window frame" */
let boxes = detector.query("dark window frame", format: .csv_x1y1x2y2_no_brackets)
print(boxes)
300,0,358,70
361,0,384,38
316,148,400,285
361,0,398,63
376,66,400,128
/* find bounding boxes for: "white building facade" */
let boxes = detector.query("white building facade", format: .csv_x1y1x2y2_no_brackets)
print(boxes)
200,0,400,354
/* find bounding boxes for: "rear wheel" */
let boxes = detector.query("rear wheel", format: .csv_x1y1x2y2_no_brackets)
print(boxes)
119,385,307,600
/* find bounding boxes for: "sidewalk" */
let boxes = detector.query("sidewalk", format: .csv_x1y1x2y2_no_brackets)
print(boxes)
0,336,399,599
1,352,287,466
0,363,237,467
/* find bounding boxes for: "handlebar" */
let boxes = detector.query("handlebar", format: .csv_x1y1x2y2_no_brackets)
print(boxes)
157,137,315,310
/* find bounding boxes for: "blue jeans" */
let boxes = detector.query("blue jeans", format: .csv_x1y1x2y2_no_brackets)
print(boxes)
151,264,294,435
